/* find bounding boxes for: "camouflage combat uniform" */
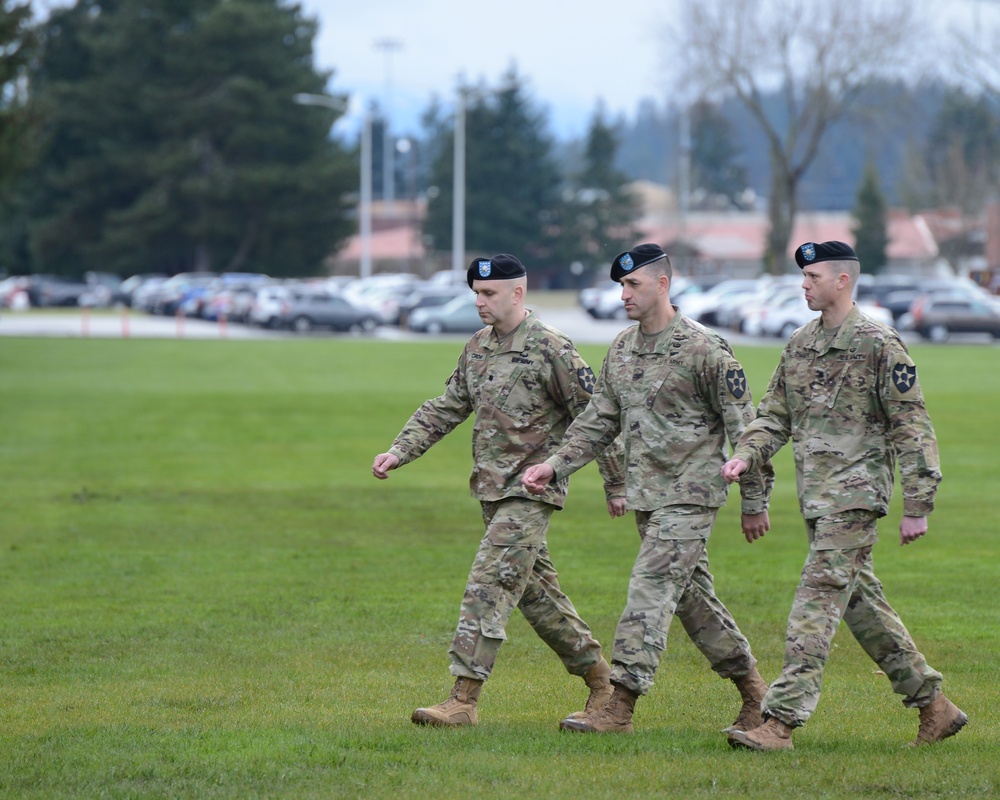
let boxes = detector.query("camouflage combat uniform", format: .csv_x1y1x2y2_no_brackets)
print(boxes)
731,305,944,726
544,311,773,695
388,310,626,682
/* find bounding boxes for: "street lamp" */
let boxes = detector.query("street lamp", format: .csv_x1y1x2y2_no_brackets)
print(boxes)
452,87,467,277
293,93,373,279
374,38,403,213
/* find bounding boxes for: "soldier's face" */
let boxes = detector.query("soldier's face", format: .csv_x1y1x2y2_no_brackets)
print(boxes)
620,269,665,320
802,264,839,311
472,280,519,328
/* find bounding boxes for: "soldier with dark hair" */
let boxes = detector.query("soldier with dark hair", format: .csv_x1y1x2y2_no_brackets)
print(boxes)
523,243,773,735
372,253,627,728
721,240,967,751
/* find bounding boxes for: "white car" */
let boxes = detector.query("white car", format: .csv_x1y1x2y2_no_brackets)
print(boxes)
250,284,295,328
758,294,893,339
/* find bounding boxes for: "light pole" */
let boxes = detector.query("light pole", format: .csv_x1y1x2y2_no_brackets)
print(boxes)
452,87,467,277
293,93,373,279
374,38,403,213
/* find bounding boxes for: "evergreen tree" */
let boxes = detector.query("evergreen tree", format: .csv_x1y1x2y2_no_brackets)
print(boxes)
551,105,638,287
689,100,750,209
926,88,1000,216
20,0,354,278
0,0,37,272
0,0,35,188
851,158,889,274
422,69,562,269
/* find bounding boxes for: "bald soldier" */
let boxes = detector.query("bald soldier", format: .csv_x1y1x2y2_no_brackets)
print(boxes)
722,240,967,751
523,243,774,736
372,253,627,728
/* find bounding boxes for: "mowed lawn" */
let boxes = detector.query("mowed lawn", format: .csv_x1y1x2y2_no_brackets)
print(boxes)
0,336,996,799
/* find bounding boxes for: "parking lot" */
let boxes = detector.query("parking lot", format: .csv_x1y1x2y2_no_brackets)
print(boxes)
1,289,996,347
0,302,632,345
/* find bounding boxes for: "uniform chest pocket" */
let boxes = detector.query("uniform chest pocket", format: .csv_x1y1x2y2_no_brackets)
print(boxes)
470,362,528,413
816,360,864,410
620,358,671,409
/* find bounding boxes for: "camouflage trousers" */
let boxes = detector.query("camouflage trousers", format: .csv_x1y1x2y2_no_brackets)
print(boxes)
763,510,943,727
610,506,757,696
447,497,603,682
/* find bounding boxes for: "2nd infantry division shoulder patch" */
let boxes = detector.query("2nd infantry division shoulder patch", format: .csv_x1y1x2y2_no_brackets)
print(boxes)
577,366,596,393
725,367,747,400
892,363,917,395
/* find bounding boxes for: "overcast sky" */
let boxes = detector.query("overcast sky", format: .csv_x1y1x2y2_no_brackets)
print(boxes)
299,0,671,140
299,0,1000,142
32,0,999,142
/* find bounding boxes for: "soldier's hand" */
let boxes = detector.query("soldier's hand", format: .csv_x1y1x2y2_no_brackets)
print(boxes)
900,515,927,545
522,463,554,494
372,452,400,480
741,511,769,543
606,496,628,518
721,458,748,484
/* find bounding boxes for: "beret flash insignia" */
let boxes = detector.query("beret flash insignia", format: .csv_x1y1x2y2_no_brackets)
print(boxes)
478,259,492,278
801,243,816,262
619,253,635,272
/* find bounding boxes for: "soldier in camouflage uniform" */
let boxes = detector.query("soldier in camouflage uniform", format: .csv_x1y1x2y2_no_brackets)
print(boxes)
372,253,627,728
722,241,967,751
523,243,774,735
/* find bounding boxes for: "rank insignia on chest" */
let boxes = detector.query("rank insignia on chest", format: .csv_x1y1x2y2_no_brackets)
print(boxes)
892,363,917,394
577,366,596,393
725,367,747,400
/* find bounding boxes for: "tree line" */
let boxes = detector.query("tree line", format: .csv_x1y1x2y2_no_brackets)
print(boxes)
1,0,998,284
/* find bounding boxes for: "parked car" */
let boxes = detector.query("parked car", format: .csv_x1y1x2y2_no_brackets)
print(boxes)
131,276,170,312
147,272,218,315
902,295,1000,342
77,271,123,308
739,282,804,336
24,274,91,307
277,290,380,333
250,284,296,328
579,279,624,319
408,296,484,334
579,275,709,321
758,294,893,339
684,279,761,326
112,273,168,307
398,285,469,328
0,276,30,308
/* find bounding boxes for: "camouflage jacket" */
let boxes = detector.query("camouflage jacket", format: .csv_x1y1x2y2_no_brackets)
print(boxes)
388,311,626,508
732,305,941,519
545,311,773,516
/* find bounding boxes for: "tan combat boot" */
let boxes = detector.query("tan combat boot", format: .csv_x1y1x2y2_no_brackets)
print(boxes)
559,683,638,733
411,677,483,727
913,693,968,745
728,717,795,751
564,657,614,721
722,667,768,734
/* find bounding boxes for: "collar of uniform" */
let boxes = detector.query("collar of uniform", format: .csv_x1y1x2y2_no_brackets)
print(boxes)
483,309,534,353
805,304,861,354
628,307,684,354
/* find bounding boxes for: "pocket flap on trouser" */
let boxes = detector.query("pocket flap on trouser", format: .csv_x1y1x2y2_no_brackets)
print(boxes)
480,620,507,641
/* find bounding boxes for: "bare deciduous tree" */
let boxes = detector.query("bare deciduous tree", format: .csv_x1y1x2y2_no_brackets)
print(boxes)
668,0,919,272
951,1,1000,100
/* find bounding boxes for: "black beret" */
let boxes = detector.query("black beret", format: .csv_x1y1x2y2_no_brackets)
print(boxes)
610,243,669,282
794,240,859,269
467,253,527,288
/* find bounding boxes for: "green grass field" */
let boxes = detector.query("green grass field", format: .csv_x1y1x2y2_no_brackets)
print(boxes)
0,336,996,799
